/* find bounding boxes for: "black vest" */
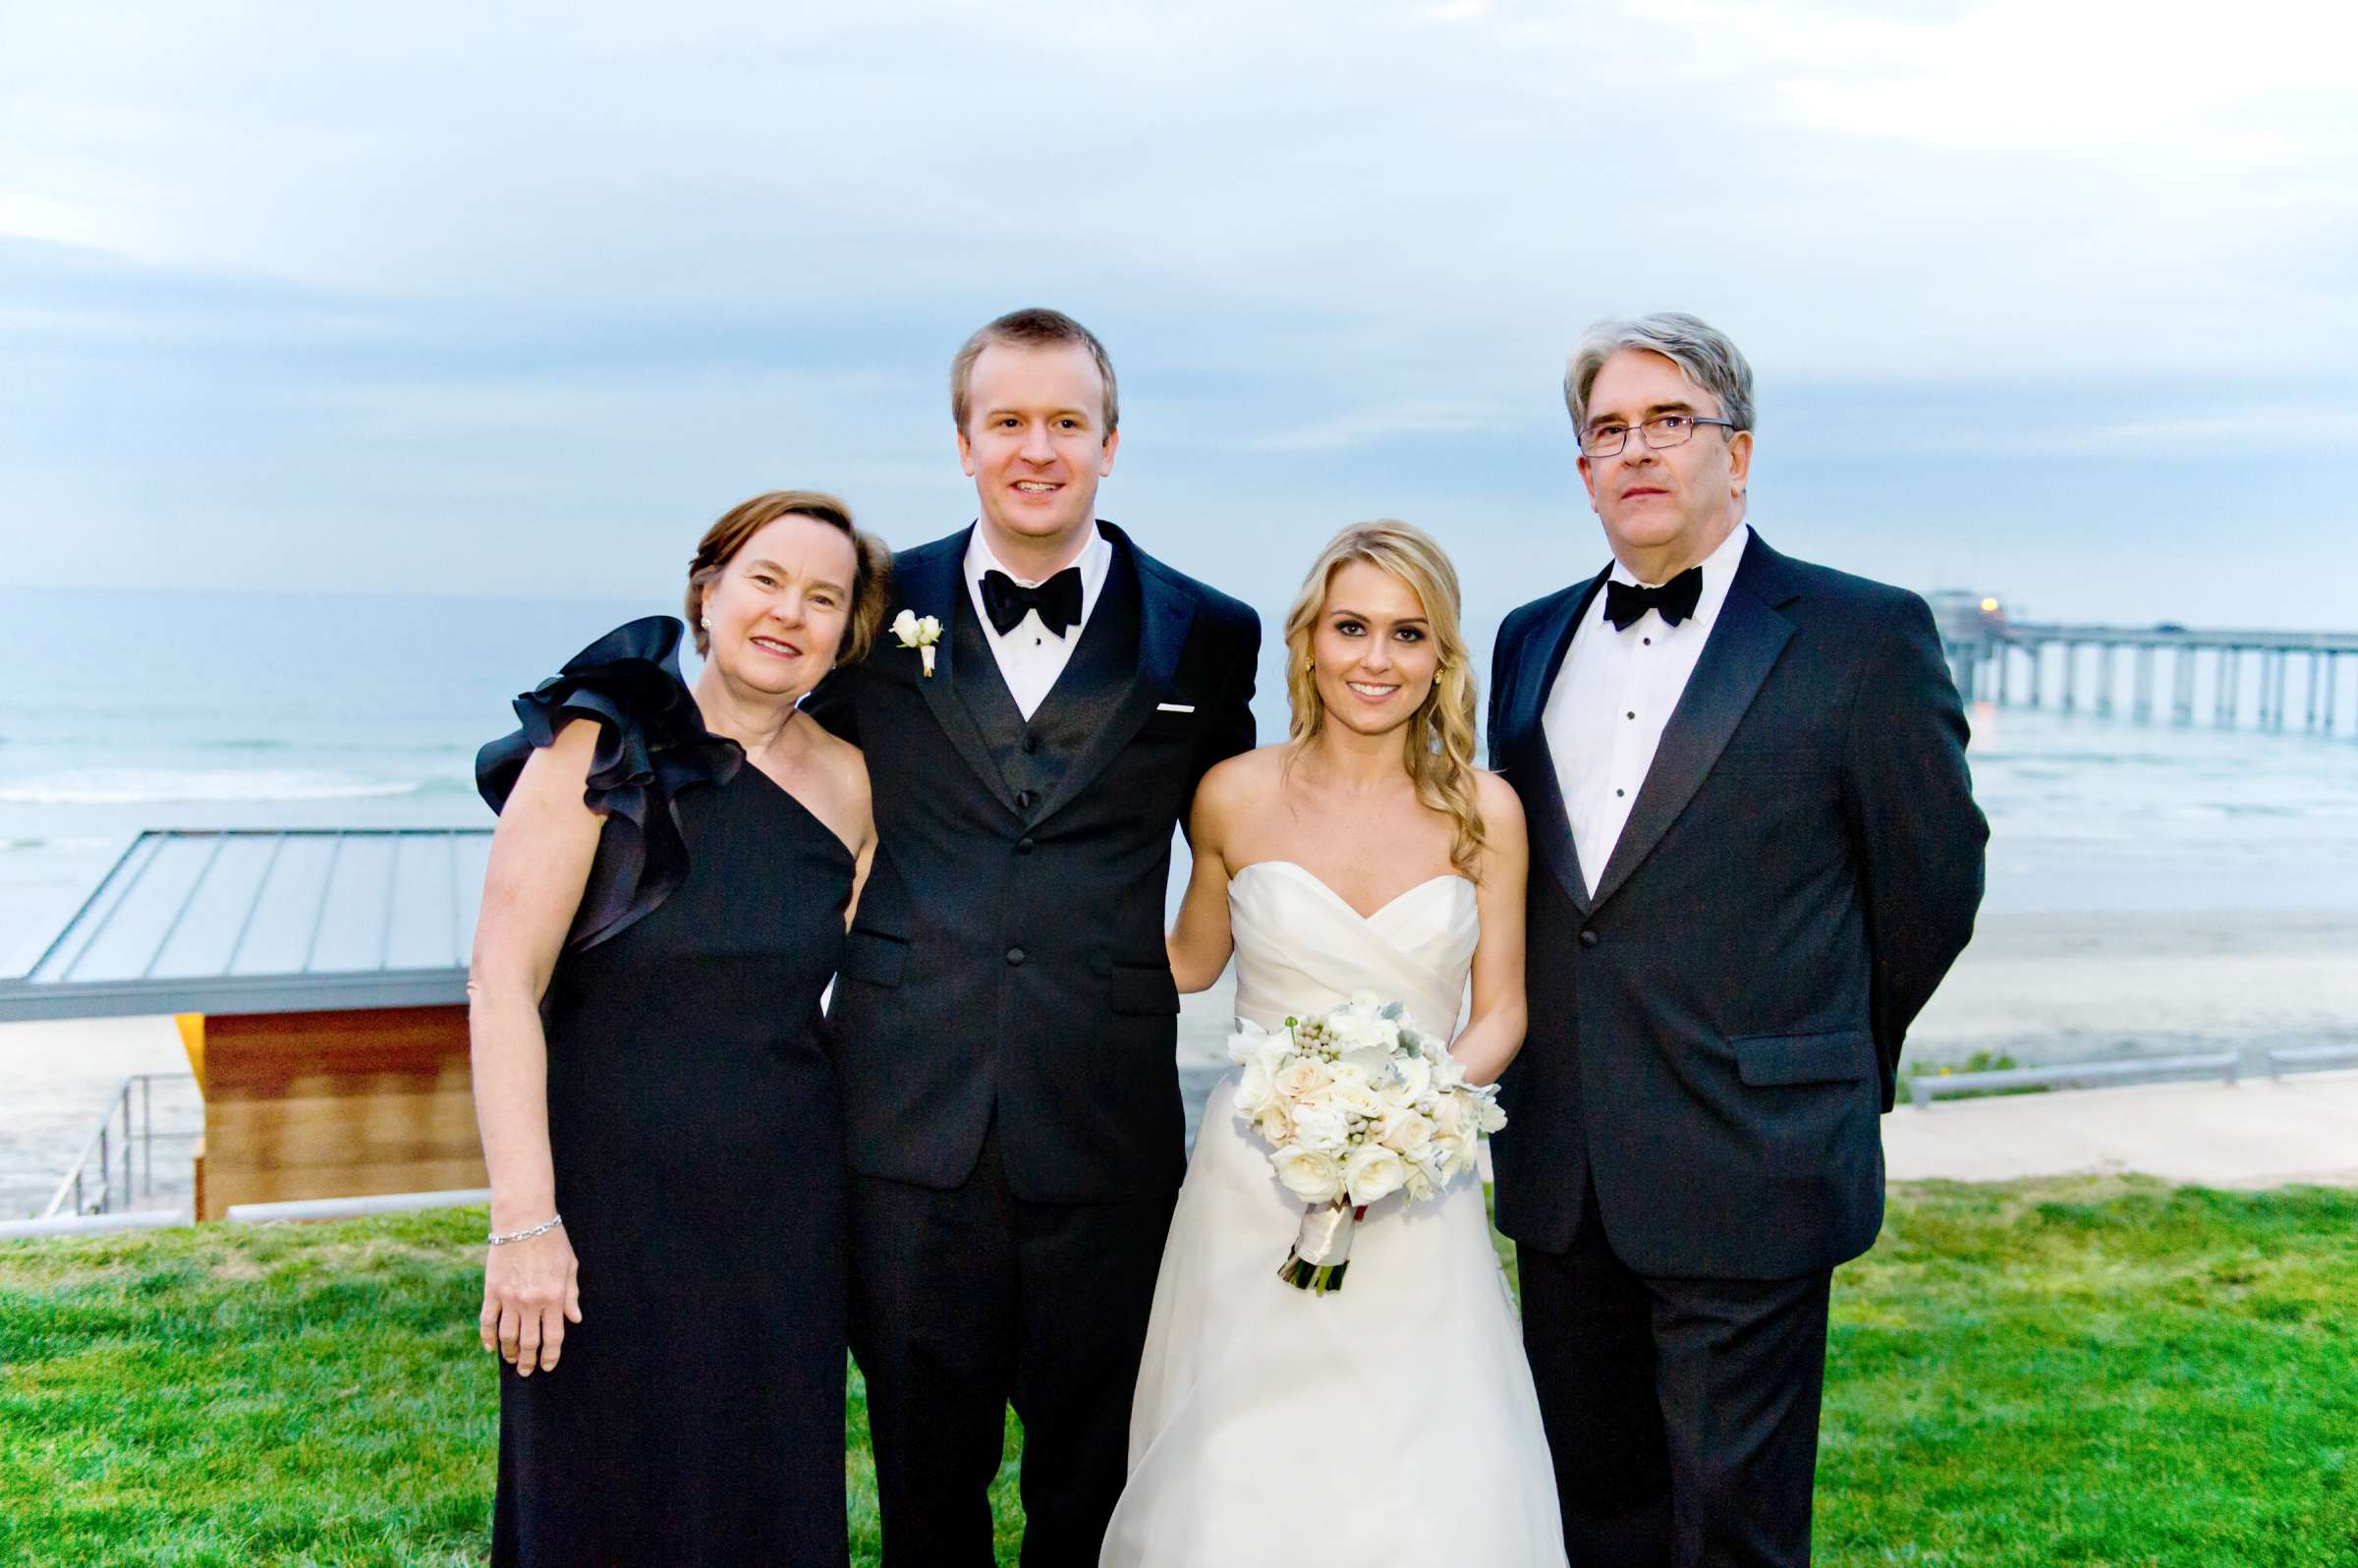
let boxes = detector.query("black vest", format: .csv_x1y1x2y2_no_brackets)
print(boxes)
947,554,1145,820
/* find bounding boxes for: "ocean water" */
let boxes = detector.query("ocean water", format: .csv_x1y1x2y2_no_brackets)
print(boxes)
3,586,2357,961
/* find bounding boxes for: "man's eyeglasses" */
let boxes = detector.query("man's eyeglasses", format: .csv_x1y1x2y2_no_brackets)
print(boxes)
1580,414,1737,459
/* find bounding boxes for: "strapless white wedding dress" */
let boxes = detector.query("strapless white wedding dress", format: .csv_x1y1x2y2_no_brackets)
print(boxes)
1099,861,1568,1567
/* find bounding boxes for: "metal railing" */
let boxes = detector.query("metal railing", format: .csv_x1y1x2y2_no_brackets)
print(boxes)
42,1072,200,1219
2265,1043,2358,1079
1908,1052,2240,1108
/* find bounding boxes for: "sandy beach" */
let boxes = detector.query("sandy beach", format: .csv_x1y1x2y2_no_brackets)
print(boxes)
1182,910,2358,1071
1904,910,2358,1067
8,909,2355,1218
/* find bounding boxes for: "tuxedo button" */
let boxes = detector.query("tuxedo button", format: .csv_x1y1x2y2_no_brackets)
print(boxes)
1578,929,1600,949
1015,788,1038,810
1016,837,1037,855
1021,733,1039,755
1006,946,1028,967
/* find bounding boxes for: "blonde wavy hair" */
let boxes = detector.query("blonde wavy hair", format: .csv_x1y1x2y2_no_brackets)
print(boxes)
1283,521,1487,878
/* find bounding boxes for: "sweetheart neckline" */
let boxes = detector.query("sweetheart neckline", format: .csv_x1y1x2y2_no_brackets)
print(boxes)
1230,859,1474,924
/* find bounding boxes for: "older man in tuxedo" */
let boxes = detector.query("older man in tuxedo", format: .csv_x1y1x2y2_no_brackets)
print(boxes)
1488,312,1986,1567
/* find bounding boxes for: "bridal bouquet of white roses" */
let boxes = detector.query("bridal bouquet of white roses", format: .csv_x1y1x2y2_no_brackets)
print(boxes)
1227,992,1506,1294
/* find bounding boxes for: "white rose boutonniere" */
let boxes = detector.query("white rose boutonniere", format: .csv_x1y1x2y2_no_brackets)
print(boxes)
890,608,942,676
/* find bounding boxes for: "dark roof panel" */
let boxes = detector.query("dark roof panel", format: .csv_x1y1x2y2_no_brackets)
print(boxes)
0,828,494,1022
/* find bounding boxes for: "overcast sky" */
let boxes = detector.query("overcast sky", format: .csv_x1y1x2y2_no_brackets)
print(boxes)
5,0,2355,631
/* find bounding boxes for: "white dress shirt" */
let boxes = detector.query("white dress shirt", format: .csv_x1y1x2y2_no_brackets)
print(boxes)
963,522,1112,720
1543,523,1753,896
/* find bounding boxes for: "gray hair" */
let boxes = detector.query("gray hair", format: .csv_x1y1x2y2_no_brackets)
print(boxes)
1563,311,1755,437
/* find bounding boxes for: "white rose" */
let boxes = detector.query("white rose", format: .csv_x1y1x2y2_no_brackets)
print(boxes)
1401,1160,1437,1204
1383,1054,1432,1106
891,608,920,643
1431,1130,1478,1179
1232,1060,1276,1121
1323,1062,1384,1120
1289,1098,1352,1152
1271,1147,1345,1204
1432,1092,1470,1138
1255,1101,1293,1145
917,614,941,641
1375,1108,1432,1156
1273,1059,1332,1102
1343,1145,1408,1205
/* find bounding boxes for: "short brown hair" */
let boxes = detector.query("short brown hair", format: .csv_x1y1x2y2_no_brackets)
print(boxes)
685,489,892,665
949,308,1119,436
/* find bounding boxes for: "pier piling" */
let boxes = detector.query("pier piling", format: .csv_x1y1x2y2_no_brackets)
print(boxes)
1931,604,2358,735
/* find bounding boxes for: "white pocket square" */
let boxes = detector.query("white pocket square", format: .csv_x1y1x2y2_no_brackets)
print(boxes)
1155,701,1196,713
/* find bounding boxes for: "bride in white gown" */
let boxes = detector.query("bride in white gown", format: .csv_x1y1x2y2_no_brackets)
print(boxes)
1100,522,1568,1567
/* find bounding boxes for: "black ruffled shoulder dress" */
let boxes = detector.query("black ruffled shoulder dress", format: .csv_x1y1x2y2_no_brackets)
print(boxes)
476,616,851,1568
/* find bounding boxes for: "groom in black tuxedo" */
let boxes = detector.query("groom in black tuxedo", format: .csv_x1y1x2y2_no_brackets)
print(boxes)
1488,312,1986,1567
805,308,1259,1565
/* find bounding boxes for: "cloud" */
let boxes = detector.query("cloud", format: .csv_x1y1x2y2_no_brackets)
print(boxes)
7,0,2350,387
1236,400,1526,452
1,0,2355,626
2080,407,2358,452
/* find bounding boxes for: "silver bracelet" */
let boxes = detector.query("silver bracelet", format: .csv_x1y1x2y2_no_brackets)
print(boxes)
487,1214,563,1247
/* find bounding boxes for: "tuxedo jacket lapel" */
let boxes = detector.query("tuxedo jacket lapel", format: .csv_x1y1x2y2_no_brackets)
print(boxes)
896,531,1020,816
1588,534,1798,912
1031,526,1193,830
1513,570,1608,918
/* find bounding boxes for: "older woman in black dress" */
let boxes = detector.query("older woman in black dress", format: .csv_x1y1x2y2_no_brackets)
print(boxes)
469,489,889,1566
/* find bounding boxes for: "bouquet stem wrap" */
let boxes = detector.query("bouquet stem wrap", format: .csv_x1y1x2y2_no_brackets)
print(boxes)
1278,1202,1363,1294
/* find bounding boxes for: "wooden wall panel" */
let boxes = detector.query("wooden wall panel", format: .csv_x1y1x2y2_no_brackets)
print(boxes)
198,1004,485,1220
201,1158,493,1217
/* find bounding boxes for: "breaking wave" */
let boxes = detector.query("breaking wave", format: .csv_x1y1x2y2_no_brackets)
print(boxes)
0,769,425,806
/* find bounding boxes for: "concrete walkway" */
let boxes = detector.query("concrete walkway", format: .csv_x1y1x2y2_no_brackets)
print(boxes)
1881,1068,2358,1189
13,997,2355,1222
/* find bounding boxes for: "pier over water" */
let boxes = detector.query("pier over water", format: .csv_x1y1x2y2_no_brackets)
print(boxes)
1933,592,2358,736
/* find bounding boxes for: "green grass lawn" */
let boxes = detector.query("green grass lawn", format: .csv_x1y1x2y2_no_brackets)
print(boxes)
3,1180,2353,1566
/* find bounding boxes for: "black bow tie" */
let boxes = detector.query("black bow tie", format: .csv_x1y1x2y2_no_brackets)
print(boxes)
982,567,1085,639
1602,567,1704,632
